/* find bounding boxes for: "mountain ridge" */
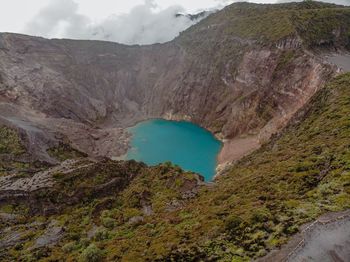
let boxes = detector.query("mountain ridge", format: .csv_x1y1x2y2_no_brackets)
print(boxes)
1,1,349,168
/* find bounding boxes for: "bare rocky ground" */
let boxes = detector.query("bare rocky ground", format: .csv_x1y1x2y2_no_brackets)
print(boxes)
218,52,350,172
0,31,336,169
0,159,92,192
325,53,350,73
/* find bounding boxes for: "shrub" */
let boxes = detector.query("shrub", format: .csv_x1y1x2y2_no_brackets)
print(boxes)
225,215,244,234
250,210,271,223
0,126,25,155
80,244,104,262
94,228,110,241
101,217,116,229
79,238,90,248
62,241,78,253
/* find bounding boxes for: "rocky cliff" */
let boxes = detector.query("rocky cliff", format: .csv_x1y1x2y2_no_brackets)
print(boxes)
1,2,349,168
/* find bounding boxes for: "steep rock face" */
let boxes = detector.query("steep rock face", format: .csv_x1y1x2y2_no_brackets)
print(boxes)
0,2,349,167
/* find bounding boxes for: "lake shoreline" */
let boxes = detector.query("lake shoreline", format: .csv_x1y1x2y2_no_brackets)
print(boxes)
119,118,222,181
113,115,257,180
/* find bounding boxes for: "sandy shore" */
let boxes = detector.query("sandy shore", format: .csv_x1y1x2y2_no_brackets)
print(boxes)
217,136,260,165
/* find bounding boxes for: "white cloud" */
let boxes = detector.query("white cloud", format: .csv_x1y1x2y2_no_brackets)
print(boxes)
25,0,89,39
20,0,350,45
24,0,200,45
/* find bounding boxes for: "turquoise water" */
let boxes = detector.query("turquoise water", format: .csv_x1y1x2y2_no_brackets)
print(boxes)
126,119,222,181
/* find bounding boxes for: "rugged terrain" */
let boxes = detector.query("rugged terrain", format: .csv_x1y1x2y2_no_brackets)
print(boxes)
0,1,350,261
1,2,349,167
1,68,349,262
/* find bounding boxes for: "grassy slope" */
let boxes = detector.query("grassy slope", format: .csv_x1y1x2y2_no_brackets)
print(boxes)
1,161,202,261
183,73,350,260
3,73,349,262
179,1,350,47
114,73,350,261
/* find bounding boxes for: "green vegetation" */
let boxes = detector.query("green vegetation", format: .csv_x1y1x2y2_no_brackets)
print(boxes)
0,126,29,176
1,73,349,261
292,8,350,47
179,1,350,48
80,244,104,262
0,126,85,176
222,8,294,42
0,126,25,155
184,73,350,259
48,142,87,161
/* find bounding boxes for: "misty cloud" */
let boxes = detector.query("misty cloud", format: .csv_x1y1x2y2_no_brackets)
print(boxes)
24,0,201,45
23,0,349,45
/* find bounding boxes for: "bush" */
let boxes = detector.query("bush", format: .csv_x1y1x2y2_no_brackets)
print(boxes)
79,238,90,248
0,126,25,155
101,217,116,229
80,244,104,262
62,241,78,253
225,215,244,234
94,228,110,241
250,209,271,223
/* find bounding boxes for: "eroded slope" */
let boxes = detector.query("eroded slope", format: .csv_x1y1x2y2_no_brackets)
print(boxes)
0,72,349,261
0,2,349,167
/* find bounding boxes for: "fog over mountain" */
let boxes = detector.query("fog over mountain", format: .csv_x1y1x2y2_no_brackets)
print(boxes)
24,0,205,45
23,0,349,45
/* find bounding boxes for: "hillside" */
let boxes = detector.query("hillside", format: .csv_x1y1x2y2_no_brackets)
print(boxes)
1,72,349,261
0,1,350,261
0,2,349,167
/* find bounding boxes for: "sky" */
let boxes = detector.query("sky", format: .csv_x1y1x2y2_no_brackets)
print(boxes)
0,0,348,45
